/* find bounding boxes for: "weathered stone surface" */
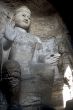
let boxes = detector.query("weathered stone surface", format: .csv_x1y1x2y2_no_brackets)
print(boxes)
0,91,7,110
0,38,3,80
20,64,54,106
0,1,73,110
65,99,73,110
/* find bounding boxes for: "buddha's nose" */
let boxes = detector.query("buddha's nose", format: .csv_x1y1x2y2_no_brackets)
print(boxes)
24,18,28,23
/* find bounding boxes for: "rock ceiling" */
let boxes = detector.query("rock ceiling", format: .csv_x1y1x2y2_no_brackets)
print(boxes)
2,0,56,15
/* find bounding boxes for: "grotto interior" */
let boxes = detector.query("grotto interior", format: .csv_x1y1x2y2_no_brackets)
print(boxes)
0,0,73,110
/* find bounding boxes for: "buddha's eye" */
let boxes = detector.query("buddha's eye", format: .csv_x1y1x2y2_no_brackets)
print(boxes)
22,14,26,17
29,17,31,20
27,15,31,19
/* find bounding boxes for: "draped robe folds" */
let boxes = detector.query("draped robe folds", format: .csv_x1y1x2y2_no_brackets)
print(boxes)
8,27,54,106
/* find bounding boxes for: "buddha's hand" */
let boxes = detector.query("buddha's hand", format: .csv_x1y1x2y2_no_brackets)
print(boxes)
4,23,16,41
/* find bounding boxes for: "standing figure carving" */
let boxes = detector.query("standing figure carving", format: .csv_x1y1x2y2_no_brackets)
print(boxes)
0,6,57,110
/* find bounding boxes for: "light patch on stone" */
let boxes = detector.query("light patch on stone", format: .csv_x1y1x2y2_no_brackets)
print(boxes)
63,65,73,108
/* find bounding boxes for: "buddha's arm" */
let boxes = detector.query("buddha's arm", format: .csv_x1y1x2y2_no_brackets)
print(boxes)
3,23,16,50
2,37,13,50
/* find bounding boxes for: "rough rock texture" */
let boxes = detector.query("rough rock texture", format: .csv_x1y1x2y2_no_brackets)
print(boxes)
20,65,54,106
0,0,73,110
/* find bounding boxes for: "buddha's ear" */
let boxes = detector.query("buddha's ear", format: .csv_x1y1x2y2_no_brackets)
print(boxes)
12,14,15,21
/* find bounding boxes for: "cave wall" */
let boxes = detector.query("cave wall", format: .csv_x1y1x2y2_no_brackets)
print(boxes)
0,0,73,110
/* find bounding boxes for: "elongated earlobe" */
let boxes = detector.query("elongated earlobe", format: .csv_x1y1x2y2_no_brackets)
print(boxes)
12,15,15,21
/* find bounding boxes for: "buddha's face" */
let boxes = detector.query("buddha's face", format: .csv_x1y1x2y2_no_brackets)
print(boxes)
58,42,65,54
14,7,31,30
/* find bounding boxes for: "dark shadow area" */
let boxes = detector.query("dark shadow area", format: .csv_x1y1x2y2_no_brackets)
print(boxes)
47,0,73,47
40,104,56,110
